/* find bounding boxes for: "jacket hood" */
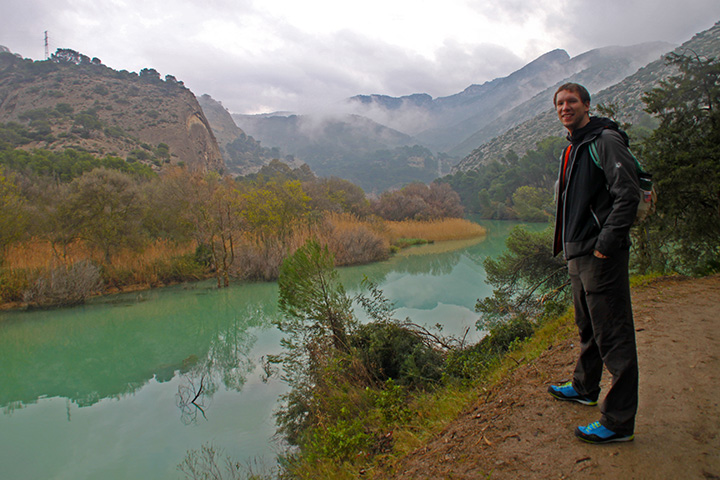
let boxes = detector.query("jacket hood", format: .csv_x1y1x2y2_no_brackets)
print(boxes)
568,116,629,146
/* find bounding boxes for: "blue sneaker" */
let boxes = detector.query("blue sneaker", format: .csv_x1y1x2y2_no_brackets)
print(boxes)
575,421,634,444
547,382,598,406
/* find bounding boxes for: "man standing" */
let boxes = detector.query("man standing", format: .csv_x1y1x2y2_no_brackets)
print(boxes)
548,83,640,444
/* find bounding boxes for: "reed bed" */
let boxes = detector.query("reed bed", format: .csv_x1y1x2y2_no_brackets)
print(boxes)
1,215,485,306
319,213,390,266
5,238,195,272
103,240,198,286
4,240,88,270
383,218,486,243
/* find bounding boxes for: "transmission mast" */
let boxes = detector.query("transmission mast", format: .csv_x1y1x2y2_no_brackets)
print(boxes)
44,31,49,60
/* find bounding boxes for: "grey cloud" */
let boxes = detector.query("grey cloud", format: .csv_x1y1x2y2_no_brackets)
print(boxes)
546,0,720,54
3,0,719,117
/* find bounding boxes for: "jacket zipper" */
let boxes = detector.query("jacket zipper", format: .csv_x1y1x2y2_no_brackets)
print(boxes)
590,206,601,229
561,136,595,258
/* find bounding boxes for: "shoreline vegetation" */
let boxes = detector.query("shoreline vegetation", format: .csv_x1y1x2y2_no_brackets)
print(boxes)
0,216,486,312
251,224,568,480
0,148,476,311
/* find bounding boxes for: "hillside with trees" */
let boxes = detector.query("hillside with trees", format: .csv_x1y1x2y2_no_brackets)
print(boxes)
0,48,223,172
0,146,472,308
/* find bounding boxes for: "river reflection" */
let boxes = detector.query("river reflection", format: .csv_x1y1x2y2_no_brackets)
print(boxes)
0,220,547,480
0,283,277,414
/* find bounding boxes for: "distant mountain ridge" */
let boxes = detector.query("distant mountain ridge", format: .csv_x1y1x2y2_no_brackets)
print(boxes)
349,42,673,157
197,94,296,175
455,20,720,172
229,39,679,191
231,112,455,193
223,39,695,191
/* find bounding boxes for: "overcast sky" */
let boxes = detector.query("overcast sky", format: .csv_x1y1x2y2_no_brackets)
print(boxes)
2,0,720,115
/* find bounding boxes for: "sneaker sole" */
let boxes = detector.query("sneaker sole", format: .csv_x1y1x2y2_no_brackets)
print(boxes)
575,430,635,444
547,387,598,406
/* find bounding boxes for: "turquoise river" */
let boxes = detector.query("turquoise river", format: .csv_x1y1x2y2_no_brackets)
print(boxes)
0,220,546,479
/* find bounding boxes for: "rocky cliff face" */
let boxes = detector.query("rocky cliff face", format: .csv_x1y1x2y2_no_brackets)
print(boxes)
197,94,285,175
0,50,224,172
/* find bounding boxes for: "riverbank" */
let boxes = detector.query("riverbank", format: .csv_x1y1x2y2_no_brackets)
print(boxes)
380,274,720,479
0,219,508,480
0,217,486,311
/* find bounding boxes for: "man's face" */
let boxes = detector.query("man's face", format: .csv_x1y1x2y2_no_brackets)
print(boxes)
555,90,590,133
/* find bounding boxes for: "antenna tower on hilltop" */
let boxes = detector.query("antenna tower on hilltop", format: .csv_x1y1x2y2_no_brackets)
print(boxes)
44,31,49,60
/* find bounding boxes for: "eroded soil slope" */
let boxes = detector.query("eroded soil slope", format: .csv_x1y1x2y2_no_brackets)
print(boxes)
388,275,720,479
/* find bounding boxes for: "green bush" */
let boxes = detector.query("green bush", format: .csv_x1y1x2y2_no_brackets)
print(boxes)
369,378,411,425
0,268,32,303
351,322,444,388
307,415,372,461
445,316,534,379
194,244,213,267
152,254,206,283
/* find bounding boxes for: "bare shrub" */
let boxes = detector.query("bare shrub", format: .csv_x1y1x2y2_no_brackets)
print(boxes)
326,226,389,266
372,182,464,221
23,259,102,308
233,242,286,281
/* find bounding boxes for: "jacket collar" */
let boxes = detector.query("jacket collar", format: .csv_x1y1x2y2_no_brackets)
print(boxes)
567,116,624,145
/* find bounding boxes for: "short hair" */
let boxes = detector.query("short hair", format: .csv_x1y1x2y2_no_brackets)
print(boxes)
553,83,591,106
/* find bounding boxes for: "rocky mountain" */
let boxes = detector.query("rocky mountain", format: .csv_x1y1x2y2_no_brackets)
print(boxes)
232,112,413,158
454,20,720,172
231,112,454,193
227,40,676,191
0,48,223,172
350,42,672,158
197,94,295,175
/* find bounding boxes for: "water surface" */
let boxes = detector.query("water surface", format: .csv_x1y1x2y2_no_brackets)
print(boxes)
0,220,546,479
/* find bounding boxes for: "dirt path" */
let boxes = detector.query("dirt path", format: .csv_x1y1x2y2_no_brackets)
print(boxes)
386,275,720,479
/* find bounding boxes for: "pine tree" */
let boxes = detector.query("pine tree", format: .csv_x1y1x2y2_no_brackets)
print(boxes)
640,52,720,273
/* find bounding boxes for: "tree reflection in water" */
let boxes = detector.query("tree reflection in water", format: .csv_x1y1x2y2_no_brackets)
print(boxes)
175,306,266,425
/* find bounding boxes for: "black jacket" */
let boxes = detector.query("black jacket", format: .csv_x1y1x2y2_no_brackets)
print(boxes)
553,117,640,260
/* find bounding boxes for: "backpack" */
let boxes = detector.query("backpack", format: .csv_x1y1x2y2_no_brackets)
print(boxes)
588,140,657,225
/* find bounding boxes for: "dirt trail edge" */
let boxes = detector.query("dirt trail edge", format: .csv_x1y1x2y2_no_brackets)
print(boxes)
388,275,720,480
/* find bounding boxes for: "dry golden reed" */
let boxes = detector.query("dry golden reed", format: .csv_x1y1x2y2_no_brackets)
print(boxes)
383,218,486,243
5,239,194,273
2,215,484,302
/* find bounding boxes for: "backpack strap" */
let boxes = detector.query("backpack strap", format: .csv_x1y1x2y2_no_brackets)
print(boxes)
589,138,649,179
588,138,656,223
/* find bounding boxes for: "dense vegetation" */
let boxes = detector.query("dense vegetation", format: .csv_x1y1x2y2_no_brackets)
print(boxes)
440,136,565,221
635,52,720,275
261,240,539,479
0,135,469,307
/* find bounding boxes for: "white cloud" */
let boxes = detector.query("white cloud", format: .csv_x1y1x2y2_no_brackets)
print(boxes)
1,0,720,114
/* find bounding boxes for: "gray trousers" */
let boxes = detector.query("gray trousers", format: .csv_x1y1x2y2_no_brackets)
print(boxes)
568,249,638,435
